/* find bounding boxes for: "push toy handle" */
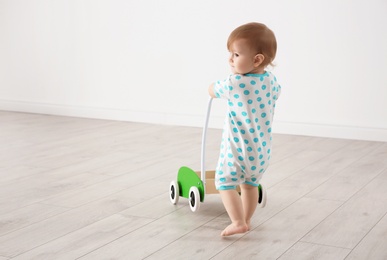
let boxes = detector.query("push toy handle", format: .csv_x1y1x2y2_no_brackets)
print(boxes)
200,97,213,182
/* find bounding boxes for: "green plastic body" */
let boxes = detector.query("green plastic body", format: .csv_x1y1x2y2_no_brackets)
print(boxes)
177,166,205,202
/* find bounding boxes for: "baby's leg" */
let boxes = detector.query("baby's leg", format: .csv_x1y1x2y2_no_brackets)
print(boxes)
219,189,249,236
240,184,258,230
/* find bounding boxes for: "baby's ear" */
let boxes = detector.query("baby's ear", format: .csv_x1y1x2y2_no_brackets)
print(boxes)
254,54,265,67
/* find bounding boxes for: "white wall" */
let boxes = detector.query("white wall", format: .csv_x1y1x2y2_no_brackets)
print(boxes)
1,0,387,141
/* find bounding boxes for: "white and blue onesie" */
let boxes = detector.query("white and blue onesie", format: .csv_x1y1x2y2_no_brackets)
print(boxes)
213,71,281,190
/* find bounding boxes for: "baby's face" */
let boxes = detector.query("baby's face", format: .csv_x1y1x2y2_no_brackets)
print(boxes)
228,39,259,74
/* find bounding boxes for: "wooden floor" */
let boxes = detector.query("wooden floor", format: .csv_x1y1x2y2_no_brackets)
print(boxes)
0,111,386,260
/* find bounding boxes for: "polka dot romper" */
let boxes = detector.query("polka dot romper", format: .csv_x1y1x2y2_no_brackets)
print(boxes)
213,71,281,190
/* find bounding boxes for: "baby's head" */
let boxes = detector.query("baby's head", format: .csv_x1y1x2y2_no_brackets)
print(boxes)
227,22,277,69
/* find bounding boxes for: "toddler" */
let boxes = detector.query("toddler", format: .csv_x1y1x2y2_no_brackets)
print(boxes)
208,22,281,236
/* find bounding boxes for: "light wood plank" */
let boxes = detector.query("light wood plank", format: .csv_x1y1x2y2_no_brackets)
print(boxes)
211,198,342,259
346,213,387,260
0,111,386,259
305,143,387,201
78,197,227,260
278,241,351,260
0,182,160,258
11,214,153,260
301,178,387,249
0,203,68,237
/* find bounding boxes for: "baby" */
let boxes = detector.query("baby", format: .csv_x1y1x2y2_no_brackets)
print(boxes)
208,22,281,236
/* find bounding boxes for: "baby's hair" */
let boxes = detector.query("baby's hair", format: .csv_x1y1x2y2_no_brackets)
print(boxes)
227,22,277,67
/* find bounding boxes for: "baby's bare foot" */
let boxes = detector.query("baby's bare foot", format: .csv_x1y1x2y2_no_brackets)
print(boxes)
221,223,249,236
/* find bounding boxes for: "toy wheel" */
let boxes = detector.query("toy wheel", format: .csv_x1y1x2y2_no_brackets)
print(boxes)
189,186,200,212
169,180,179,205
258,184,267,208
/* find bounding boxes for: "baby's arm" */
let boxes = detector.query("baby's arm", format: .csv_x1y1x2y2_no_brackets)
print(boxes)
208,83,217,98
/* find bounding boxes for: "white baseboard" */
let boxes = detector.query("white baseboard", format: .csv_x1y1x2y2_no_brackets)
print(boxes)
274,121,387,142
1,99,386,142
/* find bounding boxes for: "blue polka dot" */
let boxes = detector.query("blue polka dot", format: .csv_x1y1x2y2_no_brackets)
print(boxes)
258,147,262,152
238,102,243,107
259,154,263,159
265,121,270,126
229,86,233,90
247,146,253,152
239,83,245,88
268,128,272,133
240,129,246,134
260,132,264,137
220,178,226,182
248,99,253,104
261,113,267,118
266,93,271,97
244,90,250,95
228,153,233,158
235,75,241,80
234,94,240,98
231,171,237,176
253,138,258,143
262,85,267,90
237,121,242,126
218,170,223,175
228,101,234,106
237,148,242,153
250,80,256,85
244,139,249,144
262,141,267,147
257,97,262,102
255,118,259,123
246,119,251,124
231,111,236,116
228,162,234,167
249,156,255,161
234,137,239,142
231,178,238,181
260,104,265,109
267,149,271,154
242,111,247,116
251,166,257,171
233,128,238,133
249,128,255,133
252,108,256,113
260,161,265,166
238,156,244,161
251,177,257,182
255,90,259,94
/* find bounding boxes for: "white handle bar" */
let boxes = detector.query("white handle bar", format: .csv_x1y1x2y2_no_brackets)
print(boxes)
200,97,213,181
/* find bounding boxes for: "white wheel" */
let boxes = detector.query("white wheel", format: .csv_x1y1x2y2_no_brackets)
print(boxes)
188,186,200,212
258,184,267,208
169,180,179,205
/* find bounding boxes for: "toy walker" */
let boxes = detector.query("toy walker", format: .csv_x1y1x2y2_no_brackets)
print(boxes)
169,98,267,212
